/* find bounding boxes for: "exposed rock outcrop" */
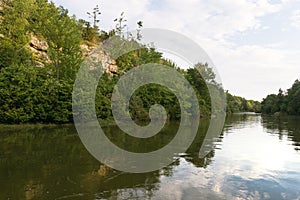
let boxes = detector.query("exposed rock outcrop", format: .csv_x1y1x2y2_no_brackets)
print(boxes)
28,34,118,75
30,35,48,51
80,43,97,56
29,35,50,66
101,52,118,76
86,44,118,77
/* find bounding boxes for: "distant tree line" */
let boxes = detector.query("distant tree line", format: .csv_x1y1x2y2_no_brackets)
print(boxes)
261,80,300,115
226,93,261,114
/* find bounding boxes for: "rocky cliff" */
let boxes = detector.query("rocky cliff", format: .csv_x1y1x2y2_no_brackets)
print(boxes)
29,35,118,76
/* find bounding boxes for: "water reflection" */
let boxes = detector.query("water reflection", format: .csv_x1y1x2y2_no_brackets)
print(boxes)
0,114,300,199
261,115,300,151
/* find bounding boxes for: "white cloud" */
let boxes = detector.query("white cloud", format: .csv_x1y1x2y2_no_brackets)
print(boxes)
53,0,285,39
291,10,300,29
207,42,300,100
139,0,283,40
52,0,150,30
52,0,300,100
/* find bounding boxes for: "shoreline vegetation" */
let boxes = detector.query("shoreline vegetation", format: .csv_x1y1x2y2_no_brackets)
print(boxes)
0,118,117,129
0,123,73,130
3,110,300,128
1,0,296,126
261,80,300,116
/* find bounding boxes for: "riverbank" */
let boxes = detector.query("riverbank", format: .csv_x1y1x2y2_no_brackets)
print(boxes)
0,118,119,130
0,123,73,131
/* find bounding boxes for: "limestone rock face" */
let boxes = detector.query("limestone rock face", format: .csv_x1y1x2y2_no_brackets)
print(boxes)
86,45,118,77
30,35,48,52
80,43,98,56
101,53,118,76
29,35,50,66
80,44,90,56
106,64,118,75
27,34,118,75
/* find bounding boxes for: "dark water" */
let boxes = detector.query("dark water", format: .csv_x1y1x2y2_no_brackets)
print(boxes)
1,114,300,199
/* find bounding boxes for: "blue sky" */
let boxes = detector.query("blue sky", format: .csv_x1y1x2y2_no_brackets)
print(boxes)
52,0,300,100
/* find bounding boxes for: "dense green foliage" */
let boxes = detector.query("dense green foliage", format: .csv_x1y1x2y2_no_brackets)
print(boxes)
0,0,33,69
0,64,71,123
261,80,300,115
226,93,261,114
0,0,82,123
0,0,257,124
94,40,213,121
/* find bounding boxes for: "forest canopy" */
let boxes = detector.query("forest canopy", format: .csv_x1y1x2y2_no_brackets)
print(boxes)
261,80,300,115
0,0,259,124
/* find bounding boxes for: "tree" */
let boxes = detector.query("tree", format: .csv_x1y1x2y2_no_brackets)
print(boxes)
0,64,60,123
226,92,261,113
261,80,300,116
114,12,127,37
79,5,102,42
287,80,300,115
136,21,143,40
194,63,216,84
87,5,101,28
0,0,34,68
33,3,83,81
186,66,211,105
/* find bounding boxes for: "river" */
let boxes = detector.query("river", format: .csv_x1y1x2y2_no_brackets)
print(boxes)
0,113,300,199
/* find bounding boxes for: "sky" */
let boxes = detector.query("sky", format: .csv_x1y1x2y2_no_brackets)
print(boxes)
52,0,300,101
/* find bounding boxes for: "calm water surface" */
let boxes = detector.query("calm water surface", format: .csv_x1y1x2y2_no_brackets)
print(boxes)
0,113,300,199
